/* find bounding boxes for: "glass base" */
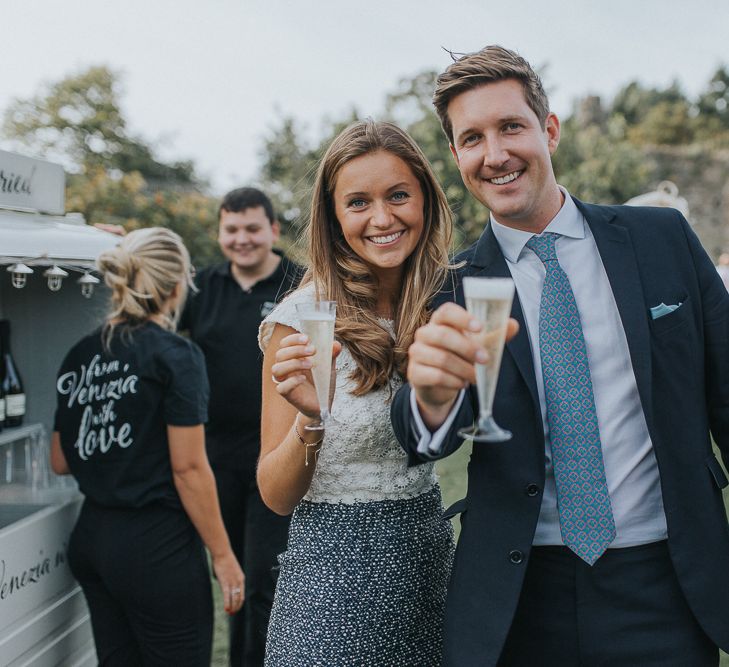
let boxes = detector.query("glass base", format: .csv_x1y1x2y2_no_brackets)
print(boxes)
304,409,329,431
304,420,325,432
458,415,512,443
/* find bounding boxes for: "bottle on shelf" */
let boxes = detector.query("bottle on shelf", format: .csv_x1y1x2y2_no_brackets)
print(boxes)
0,334,5,433
0,320,25,428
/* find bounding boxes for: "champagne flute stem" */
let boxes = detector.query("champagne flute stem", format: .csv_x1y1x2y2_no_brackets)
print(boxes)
477,409,494,429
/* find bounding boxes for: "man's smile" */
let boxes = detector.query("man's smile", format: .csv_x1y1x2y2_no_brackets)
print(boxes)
485,170,524,185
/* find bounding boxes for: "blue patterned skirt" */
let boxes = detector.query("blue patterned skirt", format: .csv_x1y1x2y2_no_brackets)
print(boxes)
265,485,454,666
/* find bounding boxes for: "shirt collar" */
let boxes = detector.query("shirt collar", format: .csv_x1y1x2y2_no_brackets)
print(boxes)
213,249,286,281
213,261,233,277
490,187,585,263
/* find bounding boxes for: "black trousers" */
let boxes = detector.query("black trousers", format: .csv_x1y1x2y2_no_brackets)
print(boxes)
498,541,718,666
68,501,213,667
214,465,291,667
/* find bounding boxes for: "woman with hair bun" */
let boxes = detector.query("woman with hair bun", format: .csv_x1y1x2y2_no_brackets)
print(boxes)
258,120,455,665
51,227,243,666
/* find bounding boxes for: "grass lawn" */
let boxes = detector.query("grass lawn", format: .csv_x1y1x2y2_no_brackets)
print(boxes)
211,583,228,665
211,442,729,665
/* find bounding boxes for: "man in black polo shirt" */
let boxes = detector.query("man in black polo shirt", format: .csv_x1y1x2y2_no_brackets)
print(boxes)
180,187,300,666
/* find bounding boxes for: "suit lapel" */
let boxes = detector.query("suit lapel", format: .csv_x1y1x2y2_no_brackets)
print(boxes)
575,200,654,429
469,224,541,413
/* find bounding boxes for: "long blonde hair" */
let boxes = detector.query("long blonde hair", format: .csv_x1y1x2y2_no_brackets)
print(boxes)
303,120,453,395
97,227,192,347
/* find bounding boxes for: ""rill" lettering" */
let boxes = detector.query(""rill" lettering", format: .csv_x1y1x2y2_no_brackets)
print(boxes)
0,166,34,195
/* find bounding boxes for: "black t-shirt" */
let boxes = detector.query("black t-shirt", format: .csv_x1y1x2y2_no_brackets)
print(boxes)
179,253,301,468
53,322,209,509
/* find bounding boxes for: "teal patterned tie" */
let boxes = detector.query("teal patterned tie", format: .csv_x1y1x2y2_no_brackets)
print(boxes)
526,233,616,565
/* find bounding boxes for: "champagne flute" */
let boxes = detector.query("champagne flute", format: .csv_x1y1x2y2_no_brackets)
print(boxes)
458,277,515,443
295,301,337,431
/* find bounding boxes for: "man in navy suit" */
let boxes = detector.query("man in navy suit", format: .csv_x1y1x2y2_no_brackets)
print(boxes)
392,45,729,666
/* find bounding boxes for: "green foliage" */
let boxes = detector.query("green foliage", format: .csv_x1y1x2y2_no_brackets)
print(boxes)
4,61,728,267
259,116,322,236
627,99,694,145
63,167,220,266
611,74,729,148
258,110,362,240
697,67,729,123
2,66,219,265
612,80,687,126
257,64,728,250
554,116,652,204
2,66,196,183
694,67,729,146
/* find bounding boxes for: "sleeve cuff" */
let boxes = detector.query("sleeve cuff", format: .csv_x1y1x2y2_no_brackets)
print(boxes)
411,389,466,459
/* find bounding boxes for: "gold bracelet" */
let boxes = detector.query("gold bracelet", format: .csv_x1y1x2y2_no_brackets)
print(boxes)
294,415,324,466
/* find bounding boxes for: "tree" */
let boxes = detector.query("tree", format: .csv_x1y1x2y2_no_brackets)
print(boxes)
64,169,220,266
626,99,695,145
2,66,219,265
697,67,729,124
257,63,727,251
611,81,687,126
2,66,196,184
554,115,651,204
693,67,729,146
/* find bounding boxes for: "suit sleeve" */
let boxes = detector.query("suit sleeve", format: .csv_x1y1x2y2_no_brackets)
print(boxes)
682,216,729,467
391,383,476,466
391,263,480,465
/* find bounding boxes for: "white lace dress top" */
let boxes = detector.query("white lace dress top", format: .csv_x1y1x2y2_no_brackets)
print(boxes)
259,284,437,504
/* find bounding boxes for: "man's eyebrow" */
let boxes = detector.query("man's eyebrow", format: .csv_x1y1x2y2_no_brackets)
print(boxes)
499,114,529,124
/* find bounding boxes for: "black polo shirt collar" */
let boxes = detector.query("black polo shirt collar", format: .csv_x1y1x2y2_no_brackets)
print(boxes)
213,249,292,290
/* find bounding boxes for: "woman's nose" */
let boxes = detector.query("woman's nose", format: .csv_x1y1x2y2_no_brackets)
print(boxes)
370,202,394,228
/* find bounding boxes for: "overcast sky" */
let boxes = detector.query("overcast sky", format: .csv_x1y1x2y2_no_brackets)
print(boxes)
3,0,728,195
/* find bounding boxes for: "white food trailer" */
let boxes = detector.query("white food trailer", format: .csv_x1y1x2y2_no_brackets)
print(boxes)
0,149,118,665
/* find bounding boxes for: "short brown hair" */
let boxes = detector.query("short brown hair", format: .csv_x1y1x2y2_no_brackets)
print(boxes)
433,45,550,144
219,187,275,224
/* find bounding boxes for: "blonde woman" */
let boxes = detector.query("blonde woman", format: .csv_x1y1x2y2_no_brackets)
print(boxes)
51,228,243,666
258,120,455,665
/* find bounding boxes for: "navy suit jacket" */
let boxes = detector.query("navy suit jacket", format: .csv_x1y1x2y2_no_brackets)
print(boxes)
392,199,729,666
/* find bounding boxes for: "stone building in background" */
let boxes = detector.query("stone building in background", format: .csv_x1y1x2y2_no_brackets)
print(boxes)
627,147,729,261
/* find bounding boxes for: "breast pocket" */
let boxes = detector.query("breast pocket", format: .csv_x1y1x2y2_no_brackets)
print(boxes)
648,294,691,336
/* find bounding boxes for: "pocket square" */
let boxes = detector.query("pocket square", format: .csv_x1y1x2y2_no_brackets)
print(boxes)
650,302,682,320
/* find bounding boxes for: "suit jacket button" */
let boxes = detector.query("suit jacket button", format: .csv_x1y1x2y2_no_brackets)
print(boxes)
509,550,524,564
525,483,540,497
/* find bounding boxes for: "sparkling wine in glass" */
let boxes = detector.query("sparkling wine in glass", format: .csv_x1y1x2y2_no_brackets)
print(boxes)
295,301,336,431
458,277,515,443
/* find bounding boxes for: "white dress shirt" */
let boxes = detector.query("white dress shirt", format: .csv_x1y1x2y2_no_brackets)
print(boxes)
413,190,668,547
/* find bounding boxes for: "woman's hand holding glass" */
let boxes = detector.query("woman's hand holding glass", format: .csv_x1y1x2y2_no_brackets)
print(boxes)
271,333,342,421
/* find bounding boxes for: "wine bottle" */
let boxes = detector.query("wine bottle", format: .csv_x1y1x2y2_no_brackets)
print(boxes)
0,390,5,432
0,346,5,433
0,321,25,428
